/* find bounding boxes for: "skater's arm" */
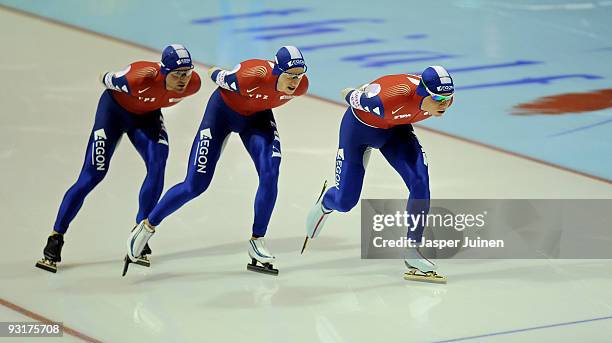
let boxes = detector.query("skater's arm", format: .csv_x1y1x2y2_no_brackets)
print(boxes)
208,64,241,92
101,72,130,93
343,83,385,117
341,87,355,100
207,66,221,80
100,63,155,95
100,65,133,94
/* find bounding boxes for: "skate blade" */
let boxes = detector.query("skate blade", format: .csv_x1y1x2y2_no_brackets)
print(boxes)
316,180,328,202
121,255,132,277
35,259,57,273
135,256,151,267
301,180,329,255
300,236,309,254
247,262,279,276
403,271,447,284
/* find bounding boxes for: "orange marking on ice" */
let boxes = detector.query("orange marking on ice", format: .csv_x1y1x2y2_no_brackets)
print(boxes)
513,89,612,115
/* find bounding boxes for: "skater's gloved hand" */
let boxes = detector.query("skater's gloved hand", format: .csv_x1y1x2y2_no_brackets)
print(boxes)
99,72,108,86
207,66,221,78
341,87,355,100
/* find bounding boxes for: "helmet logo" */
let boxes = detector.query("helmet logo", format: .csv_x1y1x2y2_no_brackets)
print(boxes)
286,59,304,67
437,85,454,92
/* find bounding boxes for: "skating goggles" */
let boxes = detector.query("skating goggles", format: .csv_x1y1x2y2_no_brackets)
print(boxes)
278,64,307,80
282,70,306,80
168,67,194,78
421,80,454,102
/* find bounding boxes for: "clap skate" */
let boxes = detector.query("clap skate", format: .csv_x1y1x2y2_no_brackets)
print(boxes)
35,233,64,273
403,247,446,284
301,180,332,254
122,221,155,277
135,243,152,267
247,238,278,275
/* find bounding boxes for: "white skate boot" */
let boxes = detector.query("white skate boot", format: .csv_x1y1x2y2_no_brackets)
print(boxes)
301,181,333,254
122,220,155,277
403,247,446,284
247,238,278,275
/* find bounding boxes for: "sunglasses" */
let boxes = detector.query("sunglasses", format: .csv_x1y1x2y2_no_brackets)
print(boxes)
422,81,454,102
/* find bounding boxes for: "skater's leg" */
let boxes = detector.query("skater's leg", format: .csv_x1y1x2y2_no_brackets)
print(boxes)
239,111,281,238
305,108,381,242
52,91,123,234
126,91,235,270
305,141,366,240
127,111,170,224
321,109,375,213
38,91,123,272
125,111,168,265
239,111,281,275
321,147,367,213
380,126,430,243
380,126,442,282
146,96,231,227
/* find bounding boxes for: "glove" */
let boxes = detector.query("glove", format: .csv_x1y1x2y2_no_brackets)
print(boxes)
207,66,221,79
340,87,355,100
99,72,111,88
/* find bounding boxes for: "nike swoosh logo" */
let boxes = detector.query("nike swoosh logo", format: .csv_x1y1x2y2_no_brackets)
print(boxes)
392,106,404,115
246,87,259,93
138,87,151,94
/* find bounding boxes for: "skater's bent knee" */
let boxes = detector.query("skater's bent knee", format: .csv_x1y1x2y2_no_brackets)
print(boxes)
410,178,430,194
259,168,280,184
185,180,209,197
147,160,167,175
77,172,107,190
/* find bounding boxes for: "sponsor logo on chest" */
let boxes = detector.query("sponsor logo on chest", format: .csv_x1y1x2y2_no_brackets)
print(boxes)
247,93,269,100
245,87,268,100
394,113,415,120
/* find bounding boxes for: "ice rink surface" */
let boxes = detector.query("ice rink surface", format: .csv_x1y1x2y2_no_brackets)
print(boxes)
1,4,612,343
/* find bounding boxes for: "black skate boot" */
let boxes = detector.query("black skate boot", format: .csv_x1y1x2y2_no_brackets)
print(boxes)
135,243,152,267
35,234,64,273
